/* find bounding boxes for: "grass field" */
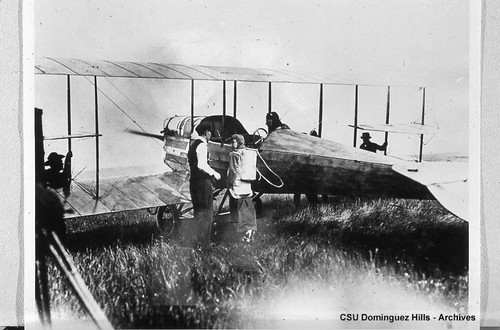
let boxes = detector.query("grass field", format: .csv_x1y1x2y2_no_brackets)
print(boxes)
44,195,468,329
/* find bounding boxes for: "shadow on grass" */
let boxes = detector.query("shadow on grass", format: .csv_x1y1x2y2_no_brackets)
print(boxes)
62,197,468,277
63,210,160,251
338,219,468,276
261,197,468,276
63,210,240,252
126,305,200,329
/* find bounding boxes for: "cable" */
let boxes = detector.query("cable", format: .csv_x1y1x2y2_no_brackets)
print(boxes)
72,179,96,199
255,151,284,188
83,76,187,171
98,78,191,171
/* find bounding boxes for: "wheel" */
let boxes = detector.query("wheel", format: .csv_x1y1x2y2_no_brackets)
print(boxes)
252,128,268,146
156,205,181,237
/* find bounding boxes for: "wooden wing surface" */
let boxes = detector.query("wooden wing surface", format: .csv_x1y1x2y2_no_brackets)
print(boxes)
53,171,191,218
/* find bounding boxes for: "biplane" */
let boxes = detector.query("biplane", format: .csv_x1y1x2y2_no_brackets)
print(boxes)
34,57,468,235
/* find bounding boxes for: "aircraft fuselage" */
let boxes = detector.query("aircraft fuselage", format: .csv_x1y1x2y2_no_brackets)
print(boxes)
162,116,433,200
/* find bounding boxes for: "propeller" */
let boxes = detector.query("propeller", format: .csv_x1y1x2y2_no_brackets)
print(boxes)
126,128,164,141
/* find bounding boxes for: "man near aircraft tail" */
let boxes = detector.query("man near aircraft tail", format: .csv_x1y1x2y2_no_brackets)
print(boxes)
359,132,387,153
227,134,257,243
188,123,221,245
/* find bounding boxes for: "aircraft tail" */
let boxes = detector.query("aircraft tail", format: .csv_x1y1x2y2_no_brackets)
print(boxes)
392,162,468,221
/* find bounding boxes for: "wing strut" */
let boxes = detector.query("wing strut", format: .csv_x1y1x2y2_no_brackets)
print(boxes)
268,82,272,114
233,81,237,118
419,87,426,162
66,75,73,184
191,79,195,134
384,86,391,155
318,83,324,137
353,85,359,147
67,75,72,156
222,80,226,140
94,76,100,199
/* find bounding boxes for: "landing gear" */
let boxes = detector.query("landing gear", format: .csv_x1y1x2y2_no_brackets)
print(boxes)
156,204,183,237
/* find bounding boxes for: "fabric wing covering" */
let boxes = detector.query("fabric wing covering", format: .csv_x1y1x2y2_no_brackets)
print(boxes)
353,123,441,135
35,57,355,84
392,162,468,221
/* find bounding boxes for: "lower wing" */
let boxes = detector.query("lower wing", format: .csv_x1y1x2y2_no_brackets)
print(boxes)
52,171,191,218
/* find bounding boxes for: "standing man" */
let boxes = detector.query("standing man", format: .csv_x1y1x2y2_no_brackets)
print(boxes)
187,123,221,245
359,132,387,153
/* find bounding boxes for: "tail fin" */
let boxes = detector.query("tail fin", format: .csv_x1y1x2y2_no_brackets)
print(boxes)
392,161,468,221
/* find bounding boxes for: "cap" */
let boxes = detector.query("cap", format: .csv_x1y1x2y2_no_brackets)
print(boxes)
361,132,371,139
266,111,280,121
44,152,65,165
230,134,245,146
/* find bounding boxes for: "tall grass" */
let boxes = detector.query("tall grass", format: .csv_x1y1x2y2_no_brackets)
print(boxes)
45,196,468,328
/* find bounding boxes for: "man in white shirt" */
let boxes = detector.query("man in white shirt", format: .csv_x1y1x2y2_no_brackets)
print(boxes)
187,123,221,245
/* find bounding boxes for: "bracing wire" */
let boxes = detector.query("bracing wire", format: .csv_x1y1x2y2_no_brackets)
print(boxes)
82,76,162,147
72,179,96,199
71,166,87,181
423,133,437,145
103,77,149,116
99,176,128,200
82,76,191,171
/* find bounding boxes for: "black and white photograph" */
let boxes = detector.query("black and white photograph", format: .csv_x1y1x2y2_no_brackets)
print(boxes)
30,0,475,328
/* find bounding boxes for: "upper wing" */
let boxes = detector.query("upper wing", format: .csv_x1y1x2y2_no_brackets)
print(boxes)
35,57,352,84
53,171,191,218
392,162,468,221
350,123,441,135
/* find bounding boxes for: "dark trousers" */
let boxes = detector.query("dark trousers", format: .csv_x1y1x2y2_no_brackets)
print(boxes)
189,177,213,244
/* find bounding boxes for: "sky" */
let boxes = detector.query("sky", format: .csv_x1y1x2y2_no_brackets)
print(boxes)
34,0,469,174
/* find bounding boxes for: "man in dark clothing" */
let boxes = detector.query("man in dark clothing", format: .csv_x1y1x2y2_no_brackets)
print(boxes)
43,151,72,197
359,132,387,153
187,123,221,245
266,111,290,134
